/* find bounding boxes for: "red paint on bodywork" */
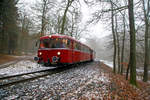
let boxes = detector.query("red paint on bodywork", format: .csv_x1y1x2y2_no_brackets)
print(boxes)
37,34,95,65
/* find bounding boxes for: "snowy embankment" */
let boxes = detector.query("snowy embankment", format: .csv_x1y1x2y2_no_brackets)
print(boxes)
100,60,113,69
100,60,150,83
0,60,53,76
100,60,150,73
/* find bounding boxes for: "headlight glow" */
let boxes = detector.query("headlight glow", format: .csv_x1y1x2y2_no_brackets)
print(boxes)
39,52,42,55
57,52,61,55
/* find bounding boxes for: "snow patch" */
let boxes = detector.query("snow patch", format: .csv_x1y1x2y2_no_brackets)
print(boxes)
0,60,53,76
100,60,113,68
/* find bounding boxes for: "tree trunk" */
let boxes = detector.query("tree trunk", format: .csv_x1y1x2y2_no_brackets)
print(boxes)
121,12,126,74
1,23,6,53
143,0,150,82
60,0,74,34
111,1,117,73
126,62,130,80
128,0,137,86
57,16,61,33
115,15,121,74
40,0,47,36
70,13,75,37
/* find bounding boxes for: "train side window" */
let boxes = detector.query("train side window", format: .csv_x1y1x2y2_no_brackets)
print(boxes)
81,45,83,52
74,42,78,50
74,42,80,50
88,49,90,53
88,48,90,53
81,45,84,52
82,46,84,52
76,43,79,50
73,42,75,49
84,46,86,52
74,42,77,50
85,47,87,53
69,40,72,49
78,43,81,50
87,48,88,53
66,39,71,48
60,39,66,48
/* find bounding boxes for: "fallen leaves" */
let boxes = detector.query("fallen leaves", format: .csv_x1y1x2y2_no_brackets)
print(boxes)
100,62,150,100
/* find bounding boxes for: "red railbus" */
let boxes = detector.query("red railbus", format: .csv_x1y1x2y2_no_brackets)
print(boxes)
34,34,95,66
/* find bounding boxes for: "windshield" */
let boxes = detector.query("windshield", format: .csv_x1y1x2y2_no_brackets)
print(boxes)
39,38,71,49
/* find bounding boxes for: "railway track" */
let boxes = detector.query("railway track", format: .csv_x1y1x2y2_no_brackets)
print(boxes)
0,61,93,88
0,67,66,88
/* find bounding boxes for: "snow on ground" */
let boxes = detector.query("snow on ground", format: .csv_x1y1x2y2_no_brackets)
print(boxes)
100,60,150,73
0,62,111,99
100,60,150,82
0,60,53,76
100,60,113,68
0,61,18,68
136,68,150,74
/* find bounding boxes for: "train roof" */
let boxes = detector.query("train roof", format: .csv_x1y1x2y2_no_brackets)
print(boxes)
40,34,93,51
40,34,76,41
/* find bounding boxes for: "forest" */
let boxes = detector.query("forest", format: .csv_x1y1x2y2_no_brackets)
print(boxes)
0,0,150,86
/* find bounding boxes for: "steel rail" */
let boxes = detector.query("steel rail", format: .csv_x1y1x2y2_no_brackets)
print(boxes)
0,72,51,88
0,61,93,88
0,67,62,88
0,68,53,80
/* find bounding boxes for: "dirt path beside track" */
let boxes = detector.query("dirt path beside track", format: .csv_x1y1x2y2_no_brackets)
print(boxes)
0,54,34,69
0,54,18,65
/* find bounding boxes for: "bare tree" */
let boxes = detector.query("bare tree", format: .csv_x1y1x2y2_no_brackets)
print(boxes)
115,15,121,74
143,0,150,82
60,0,74,34
18,9,34,54
128,0,137,86
32,0,55,36
121,11,126,74
111,1,117,73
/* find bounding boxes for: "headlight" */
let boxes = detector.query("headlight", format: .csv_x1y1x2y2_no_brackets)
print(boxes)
57,52,61,55
39,52,42,55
